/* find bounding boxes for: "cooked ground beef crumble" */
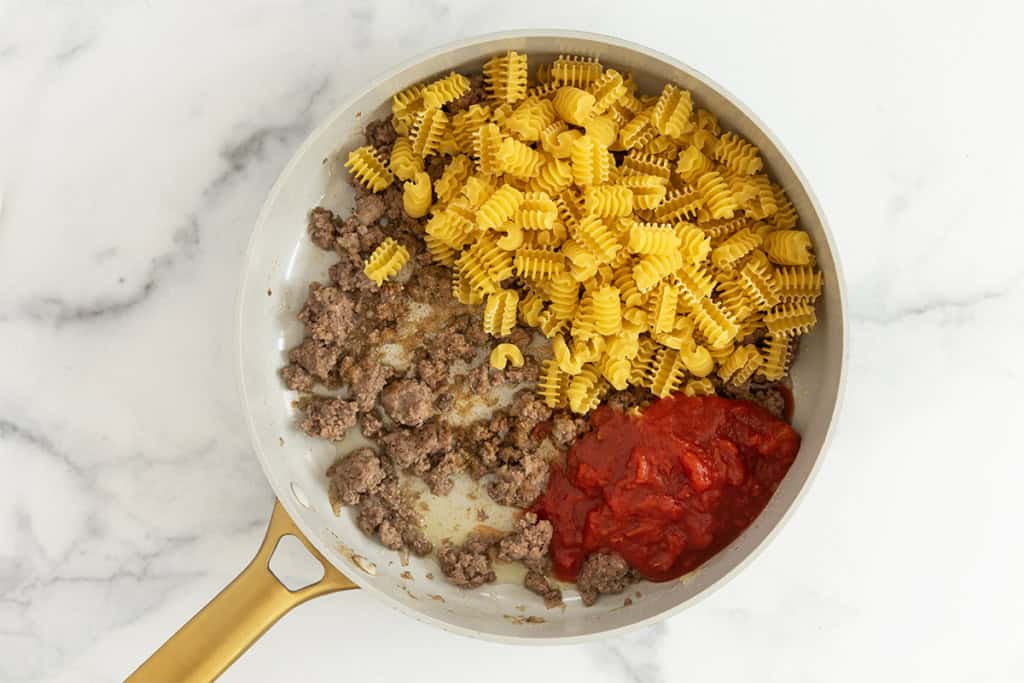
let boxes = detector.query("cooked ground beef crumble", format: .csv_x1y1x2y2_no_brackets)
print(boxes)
279,114,796,607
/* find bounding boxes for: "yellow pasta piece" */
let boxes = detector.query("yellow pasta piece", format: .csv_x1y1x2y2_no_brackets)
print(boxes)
618,174,668,210
514,247,566,279
628,222,681,255
507,191,555,230
633,251,683,292
760,335,793,381
538,308,570,338
654,186,703,223
460,174,497,208
673,222,711,264
483,51,528,105
451,104,492,152
489,343,525,369
738,251,782,309
718,344,763,385
683,378,716,397
553,86,596,126
572,215,621,264
392,83,425,117
680,344,714,378
649,347,687,398
618,110,658,150
363,237,409,286
701,216,750,245
421,71,471,109
763,230,813,266
696,170,739,220
551,334,583,374
591,285,622,336
496,136,545,178
691,298,740,348
424,233,458,267
526,81,560,99
505,97,557,142
650,84,694,138
402,172,432,218
539,120,569,152
529,157,574,195
409,108,449,158
344,146,394,193
768,184,798,229
629,336,658,388
584,185,634,217
675,145,715,183
566,365,606,414
673,260,715,305
570,135,612,187
648,281,679,334
643,134,680,160
551,55,603,87
496,222,524,250
428,155,469,203
587,69,627,115
425,208,473,249
474,123,504,175
774,266,823,302
712,227,763,271
599,354,631,390
765,302,817,337
585,114,620,148
483,289,520,336
451,266,483,304
561,239,595,270
712,132,764,175
477,184,524,229
621,151,673,182
389,136,422,182
517,289,545,327
537,359,569,408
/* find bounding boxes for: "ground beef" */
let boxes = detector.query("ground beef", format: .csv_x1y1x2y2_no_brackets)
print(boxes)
430,328,478,364
380,379,435,427
415,356,450,389
326,448,386,508
288,338,341,382
381,418,454,474
298,283,355,344
365,281,407,327
488,451,549,508
354,193,386,226
505,327,532,352
404,264,454,305
356,478,433,556
549,413,578,449
495,513,552,571
359,411,384,438
722,382,787,420
576,552,633,606
341,354,393,411
508,392,552,450
434,391,455,412
365,118,398,150
445,74,486,114
437,535,496,587
421,450,463,496
501,356,541,385
381,185,405,221
308,207,341,250
605,386,651,412
464,365,505,394
524,570,563,609
298,396,358,440
280,363,315,392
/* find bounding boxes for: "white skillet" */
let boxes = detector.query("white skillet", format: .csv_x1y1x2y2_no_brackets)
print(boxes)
128,30,847,683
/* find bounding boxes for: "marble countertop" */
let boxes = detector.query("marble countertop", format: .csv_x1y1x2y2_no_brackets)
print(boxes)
3,1,1022,681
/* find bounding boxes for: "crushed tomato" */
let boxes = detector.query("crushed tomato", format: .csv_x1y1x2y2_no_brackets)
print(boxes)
532,395,800,582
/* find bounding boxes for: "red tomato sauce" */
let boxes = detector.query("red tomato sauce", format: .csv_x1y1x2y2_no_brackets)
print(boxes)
533,395,801,582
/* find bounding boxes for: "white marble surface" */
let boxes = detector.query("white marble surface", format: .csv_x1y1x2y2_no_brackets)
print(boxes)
2,1,1023,681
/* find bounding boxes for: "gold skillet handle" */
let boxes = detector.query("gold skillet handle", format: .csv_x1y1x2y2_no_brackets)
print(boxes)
126,501,358,683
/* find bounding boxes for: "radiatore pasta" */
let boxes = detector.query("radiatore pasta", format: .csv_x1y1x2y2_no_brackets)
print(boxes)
346,51,824,413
